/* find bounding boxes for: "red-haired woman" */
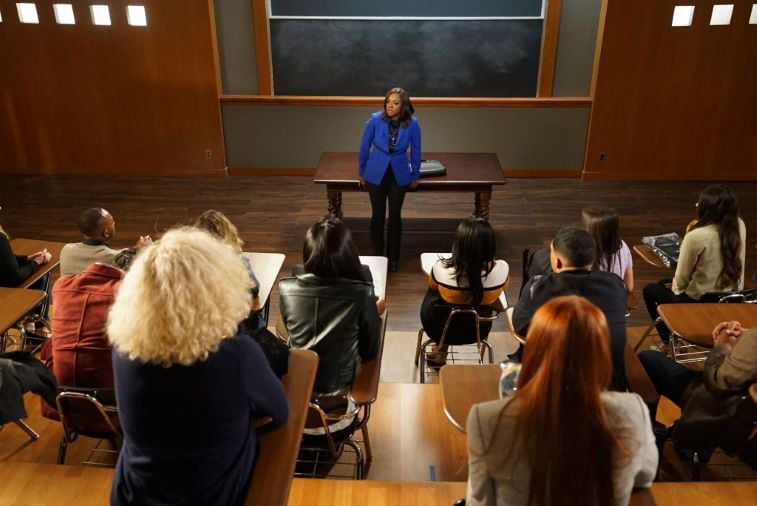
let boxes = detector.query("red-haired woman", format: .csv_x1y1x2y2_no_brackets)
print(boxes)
466,295,657,506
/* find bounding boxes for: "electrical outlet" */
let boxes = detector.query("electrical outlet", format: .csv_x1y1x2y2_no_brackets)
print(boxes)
599,152,605,161
204,149,212,160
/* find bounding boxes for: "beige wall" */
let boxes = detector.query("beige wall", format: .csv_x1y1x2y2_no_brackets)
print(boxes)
216,0,598,172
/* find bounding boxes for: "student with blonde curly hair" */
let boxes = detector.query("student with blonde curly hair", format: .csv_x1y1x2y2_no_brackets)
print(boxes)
107,227,288,506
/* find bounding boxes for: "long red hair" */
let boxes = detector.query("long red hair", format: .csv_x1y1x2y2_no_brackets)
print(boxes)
511,295,622,506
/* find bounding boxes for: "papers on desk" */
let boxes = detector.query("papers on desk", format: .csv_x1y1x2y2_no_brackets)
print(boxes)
642,232,681,268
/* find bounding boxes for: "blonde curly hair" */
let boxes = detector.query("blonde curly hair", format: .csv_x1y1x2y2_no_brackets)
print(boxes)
194,210,244,253
107,227,252,366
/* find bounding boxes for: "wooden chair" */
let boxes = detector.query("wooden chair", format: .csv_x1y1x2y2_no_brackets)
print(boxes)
247,348,318,506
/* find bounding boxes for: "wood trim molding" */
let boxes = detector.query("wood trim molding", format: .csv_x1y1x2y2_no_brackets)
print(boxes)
220,95,592,107
228,167,316,176
227,167,580,178
251,0,272,95
537,0,563,97
505,169,581,178
589,0,609,99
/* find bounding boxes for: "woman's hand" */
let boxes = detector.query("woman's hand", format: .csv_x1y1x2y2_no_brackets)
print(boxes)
358,177,367,191
712,320,743,351
29,249,52,265
375,296,386,316
409,180,419,190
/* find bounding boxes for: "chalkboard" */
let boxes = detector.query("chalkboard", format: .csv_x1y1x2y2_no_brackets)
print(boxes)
270,19,543,97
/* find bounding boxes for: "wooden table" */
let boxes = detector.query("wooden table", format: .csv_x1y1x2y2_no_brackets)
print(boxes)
315,152,505,220
0,287,46,351
242,252,285,323
439,364,501,433
9,238,65,288
658,303,757,348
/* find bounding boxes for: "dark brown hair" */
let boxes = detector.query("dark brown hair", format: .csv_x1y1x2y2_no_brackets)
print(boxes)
303,215,365,281
582,207,622,273
690,185,742,287
381,87,414,128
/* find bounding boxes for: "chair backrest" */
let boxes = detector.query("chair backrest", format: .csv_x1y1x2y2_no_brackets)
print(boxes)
247,349,318,506
700,288,757,304
520,247,551,297
504,307,526,344
55,390,121,443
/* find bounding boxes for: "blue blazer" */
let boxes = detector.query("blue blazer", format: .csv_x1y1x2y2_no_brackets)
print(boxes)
358,112,421,187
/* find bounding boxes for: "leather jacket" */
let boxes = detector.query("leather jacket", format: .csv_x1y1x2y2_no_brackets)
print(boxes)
279,273,380,394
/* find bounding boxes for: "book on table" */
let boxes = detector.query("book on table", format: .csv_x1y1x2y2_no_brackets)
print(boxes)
642,232,681,267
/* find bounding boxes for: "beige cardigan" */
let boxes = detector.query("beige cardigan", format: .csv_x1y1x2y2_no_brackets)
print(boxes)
673,218,746,299
466,392,657,506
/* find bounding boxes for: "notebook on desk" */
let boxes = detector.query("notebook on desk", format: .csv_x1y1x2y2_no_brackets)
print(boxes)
642,232,681,267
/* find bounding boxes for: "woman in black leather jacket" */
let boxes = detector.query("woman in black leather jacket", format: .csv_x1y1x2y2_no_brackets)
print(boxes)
279,216,386,395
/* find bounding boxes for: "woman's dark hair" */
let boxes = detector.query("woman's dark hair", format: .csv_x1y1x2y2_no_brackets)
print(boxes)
303,215,365,281
582,207,622,273
442,216,496,305
381,87,414,128
691,185,742,287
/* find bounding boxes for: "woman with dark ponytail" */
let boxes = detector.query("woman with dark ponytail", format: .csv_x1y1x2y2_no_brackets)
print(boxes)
420,216,509,365
643,184,746,341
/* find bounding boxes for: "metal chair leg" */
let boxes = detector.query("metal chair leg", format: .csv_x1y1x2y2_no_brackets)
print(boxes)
414,328,424,366
14,419,39,440
345,439,365,480
58,437,68,464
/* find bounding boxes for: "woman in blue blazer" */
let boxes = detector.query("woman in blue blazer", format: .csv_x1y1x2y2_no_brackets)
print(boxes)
358,87,421,272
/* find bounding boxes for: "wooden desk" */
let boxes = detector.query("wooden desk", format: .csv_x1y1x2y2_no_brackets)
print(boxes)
0,287,46,351
0,288,45,335
9,238,64,288
439,364,501,433
658,303,757,348
633,243,669,269
315,152,505,220
242,252,285,323
359,255,387,299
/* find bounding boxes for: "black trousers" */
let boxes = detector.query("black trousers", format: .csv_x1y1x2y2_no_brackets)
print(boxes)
366,168,406,261
638,349,701,420
642,279,695,339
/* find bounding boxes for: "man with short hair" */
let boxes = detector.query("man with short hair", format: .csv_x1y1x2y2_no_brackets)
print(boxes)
513,227,628,390
59,208,150,275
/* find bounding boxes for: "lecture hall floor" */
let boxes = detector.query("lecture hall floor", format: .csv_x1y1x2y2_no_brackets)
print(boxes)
1,176,756,498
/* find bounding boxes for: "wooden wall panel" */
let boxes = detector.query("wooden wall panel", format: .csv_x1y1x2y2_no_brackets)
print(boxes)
584,0,757,180
0,0,225,176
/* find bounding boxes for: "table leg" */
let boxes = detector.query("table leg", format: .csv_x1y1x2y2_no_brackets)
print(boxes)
327,189,343,218
474,191,491,220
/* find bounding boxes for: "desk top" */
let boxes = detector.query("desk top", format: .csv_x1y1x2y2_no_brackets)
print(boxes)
315,152,505,187
242,252,285,312
633,244,668,269
439,364,501,433
0,287,45,335
9,238,65,288
360,255,387,299
658,303,757,348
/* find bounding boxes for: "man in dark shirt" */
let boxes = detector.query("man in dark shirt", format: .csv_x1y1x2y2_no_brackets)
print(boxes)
513,227,628,390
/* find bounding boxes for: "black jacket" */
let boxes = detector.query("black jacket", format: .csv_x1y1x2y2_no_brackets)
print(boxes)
513,269,628,391
279,273,380,394
0,233,39,287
